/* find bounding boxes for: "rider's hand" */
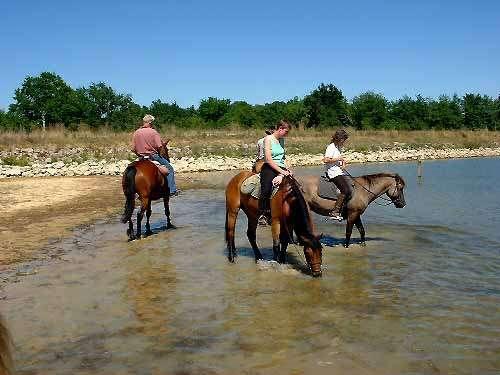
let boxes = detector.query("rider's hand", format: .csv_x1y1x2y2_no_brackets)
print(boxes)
281,169,291,176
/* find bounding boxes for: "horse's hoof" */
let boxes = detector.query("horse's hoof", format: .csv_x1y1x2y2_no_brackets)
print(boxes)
343,243,349,248
166,223,176,230
127,237,136,242
144,231,153,237
227,256,235,263
360,242,366,247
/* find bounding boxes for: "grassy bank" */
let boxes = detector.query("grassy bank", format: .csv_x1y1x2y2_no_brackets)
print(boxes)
1,127,499,163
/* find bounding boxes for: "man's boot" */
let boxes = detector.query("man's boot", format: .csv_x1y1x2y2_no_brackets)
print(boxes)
329,193,345,221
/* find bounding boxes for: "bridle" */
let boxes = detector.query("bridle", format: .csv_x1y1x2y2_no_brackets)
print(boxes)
344,170,403,207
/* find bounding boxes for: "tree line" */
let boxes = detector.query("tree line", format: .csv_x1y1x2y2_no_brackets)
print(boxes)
1,72,499,132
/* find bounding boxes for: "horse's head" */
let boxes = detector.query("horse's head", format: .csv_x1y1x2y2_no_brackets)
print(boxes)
386,174,406,208
301,235,323,277
283,176,323,277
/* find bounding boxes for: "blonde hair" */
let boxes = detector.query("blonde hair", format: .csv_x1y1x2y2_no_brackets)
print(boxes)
143,114,155,124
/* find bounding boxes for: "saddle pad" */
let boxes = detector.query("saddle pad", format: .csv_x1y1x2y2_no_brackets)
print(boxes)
241,174,280,199
317,175,340,200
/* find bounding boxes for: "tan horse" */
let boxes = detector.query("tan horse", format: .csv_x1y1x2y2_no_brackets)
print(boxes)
0,315,12,375
298,173,406,248
225,171,323,277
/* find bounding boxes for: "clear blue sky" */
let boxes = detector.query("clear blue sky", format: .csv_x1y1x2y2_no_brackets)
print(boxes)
1,0,499,110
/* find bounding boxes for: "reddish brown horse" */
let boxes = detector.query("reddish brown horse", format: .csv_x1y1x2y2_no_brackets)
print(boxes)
121,144,174,241
0,315,12,375
225,171,323,277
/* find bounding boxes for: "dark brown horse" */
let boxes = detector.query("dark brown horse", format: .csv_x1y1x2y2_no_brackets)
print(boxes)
225,171,323,277
0,315,12,375
298,173,406,248
121,143,174,241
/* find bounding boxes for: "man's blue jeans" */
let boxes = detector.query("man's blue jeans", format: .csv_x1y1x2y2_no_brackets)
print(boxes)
150,154,177,194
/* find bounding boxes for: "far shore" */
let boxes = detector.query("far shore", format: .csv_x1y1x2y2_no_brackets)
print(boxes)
2,145,500,179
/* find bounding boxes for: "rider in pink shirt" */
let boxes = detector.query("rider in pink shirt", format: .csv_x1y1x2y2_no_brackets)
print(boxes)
131,115,178,196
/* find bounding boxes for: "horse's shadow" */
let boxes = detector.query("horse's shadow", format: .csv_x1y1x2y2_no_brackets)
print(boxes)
132,221,177,240
319,234,393,247
230,246,311,276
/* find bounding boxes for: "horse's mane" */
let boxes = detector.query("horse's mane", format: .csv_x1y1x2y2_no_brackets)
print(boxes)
282,177,322,249
360,173,405,188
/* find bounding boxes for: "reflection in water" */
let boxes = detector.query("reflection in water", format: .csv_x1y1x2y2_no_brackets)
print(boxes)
1,159,500,374
124,242,177,346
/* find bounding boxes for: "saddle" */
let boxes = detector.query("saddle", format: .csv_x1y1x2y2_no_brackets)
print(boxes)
135,156,169,176
241,174,280,199
317,174,355,200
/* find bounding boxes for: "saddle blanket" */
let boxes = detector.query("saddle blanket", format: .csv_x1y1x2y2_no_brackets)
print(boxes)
241,174,280,199
317,175,340,200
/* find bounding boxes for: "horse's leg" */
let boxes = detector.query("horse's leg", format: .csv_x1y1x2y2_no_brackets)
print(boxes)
136,197,148,239
279,238,288,264
271,220,281,262
344,212,359,248
145,200,153,236
127,219,135,241
163,195,175,229
247,214,262,262
354,216,366,246
226,207,239,263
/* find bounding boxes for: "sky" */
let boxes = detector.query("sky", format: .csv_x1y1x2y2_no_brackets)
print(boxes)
1,0,499,110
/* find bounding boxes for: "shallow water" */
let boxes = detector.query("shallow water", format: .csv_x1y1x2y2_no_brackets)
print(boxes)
2,158,500,374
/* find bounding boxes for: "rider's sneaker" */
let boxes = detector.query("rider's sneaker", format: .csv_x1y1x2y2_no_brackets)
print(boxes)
258,215,269,226
328,214,343,221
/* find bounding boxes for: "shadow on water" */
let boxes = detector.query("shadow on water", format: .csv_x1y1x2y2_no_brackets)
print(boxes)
319,234,393,247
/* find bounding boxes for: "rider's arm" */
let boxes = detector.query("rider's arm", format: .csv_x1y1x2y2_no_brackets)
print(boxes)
264,136,288,175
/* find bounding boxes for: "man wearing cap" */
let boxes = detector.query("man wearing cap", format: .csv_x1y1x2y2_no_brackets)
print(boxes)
131,114,178,196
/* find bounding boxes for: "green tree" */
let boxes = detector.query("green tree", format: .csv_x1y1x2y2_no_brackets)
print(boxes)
284,97,307,127
255,101,286,128
150,100,191,125
463,93,496,130
351,92,389,129
389,95,430,130
10,72,79,129
198,97,231,125
427,95,463,129
224,101,259,127
78,82,126,127
303,83,348,128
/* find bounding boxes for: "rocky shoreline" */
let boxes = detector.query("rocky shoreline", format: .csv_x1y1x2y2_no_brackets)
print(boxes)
1,146,500,178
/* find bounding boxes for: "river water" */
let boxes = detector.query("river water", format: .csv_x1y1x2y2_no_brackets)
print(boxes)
2,158,499,374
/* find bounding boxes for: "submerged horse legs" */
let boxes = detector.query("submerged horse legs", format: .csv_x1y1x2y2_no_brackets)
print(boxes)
344,211,362,248
246,214,263,262
136,197,149,238
144,201,153,236
163,195,175,229
226,208,239,263
354,217,366,246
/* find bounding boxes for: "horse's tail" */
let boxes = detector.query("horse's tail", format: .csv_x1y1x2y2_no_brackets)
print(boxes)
224,207,229,245
121,165,137,223
0,315,13,375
